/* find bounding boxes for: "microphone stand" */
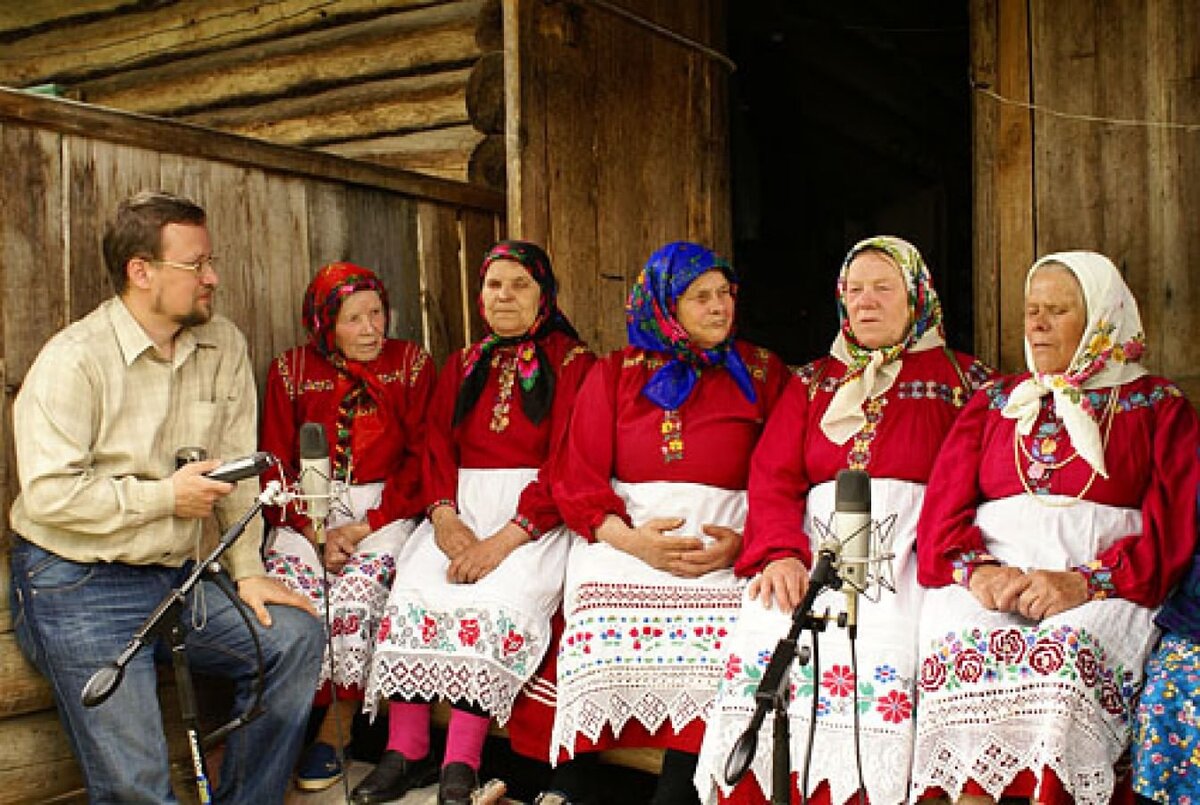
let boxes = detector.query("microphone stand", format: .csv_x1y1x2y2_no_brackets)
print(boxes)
80,487,276,805
724,546,844,804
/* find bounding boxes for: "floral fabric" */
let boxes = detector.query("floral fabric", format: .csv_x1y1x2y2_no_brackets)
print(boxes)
914,497,1157,805
365,468,570,723
300,261,393,480
455,240,579,426
625,241,755,410
697,479,929,805
552,481,747,758
265,482,417,691
820,235,946,444
1002,251,1148,477
1134,634,1200,803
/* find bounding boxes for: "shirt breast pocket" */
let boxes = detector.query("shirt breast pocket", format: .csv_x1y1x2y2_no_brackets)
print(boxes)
182,399,227,452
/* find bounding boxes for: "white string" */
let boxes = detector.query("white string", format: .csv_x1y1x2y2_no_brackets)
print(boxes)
973,82,1200,133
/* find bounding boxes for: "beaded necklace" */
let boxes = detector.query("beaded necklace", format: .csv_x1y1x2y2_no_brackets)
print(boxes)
1013,386,1119,506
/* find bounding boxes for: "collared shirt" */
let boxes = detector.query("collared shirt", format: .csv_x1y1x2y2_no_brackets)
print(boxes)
10,297,265,579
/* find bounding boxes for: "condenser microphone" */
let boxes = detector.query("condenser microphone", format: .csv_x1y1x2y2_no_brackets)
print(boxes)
835,468,872,634
298,422,331,529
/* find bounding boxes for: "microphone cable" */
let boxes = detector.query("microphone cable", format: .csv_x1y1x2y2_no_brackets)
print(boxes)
847,633,867,805
798,624,820,805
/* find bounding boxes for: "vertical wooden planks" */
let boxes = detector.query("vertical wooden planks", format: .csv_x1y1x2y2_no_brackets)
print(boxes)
512,0,732,354
970,0,1000,369
64,137,163,321
417,201,467,363
0,124,65,530
346,187,424,345
994,0,1035,374
1147,0,1199,401
459,208,500,343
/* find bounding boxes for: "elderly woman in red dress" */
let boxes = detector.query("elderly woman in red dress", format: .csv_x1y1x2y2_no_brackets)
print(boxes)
695,236,993,805
913,251,1200,805
262,261,435,791
359,241,595,805
542,241,789,804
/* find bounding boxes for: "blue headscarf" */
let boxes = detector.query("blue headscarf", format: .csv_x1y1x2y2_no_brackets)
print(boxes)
625,241,756,410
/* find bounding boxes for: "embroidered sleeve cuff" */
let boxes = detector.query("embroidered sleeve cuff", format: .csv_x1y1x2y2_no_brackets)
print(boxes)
1073,560,1115,600
510,514,543,540
426,499,456,518
951,550,1002,588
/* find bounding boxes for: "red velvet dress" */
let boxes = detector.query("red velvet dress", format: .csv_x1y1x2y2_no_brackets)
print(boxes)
912,374,1200,805
262,339,434,695
697,347,992,805
365,331,595,722
539,342,789,761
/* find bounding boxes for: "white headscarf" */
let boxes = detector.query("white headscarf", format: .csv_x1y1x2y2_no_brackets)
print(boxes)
820,236,946,444
1001,251,1147,477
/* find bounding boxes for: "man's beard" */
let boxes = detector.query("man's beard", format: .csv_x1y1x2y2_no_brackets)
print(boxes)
175,308,212,328
154,291,213,328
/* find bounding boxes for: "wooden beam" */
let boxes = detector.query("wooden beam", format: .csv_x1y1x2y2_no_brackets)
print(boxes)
0,0,135,37
0,0,458,85
466,50,505,134
0,88,504,213
71,2,484,116
467,133,506,190
971,0,1034,374
318,124,485,180
182,69,472,147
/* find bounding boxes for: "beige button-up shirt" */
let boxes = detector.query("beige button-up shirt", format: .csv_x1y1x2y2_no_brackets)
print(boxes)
10,296,266,580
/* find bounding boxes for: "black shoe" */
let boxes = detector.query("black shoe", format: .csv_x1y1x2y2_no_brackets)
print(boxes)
350,750,438,804
438,761,478,805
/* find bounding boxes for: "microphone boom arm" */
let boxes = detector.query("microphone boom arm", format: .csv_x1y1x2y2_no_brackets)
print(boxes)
723,545,843,795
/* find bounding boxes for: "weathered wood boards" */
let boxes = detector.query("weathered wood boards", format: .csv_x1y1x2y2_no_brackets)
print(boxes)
0,88,503,803
0,1,495,184
972,0,1198,403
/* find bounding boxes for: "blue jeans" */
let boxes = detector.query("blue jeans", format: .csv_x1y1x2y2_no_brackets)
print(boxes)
10,535,324,804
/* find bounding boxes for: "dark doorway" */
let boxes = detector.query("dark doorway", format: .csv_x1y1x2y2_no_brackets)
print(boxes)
729,2,973,366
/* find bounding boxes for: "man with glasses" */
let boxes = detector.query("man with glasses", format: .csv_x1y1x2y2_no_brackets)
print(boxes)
8,189,324,803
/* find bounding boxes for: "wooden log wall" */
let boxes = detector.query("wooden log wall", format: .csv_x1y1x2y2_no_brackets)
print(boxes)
0,87,503,803
507,0,731,354
0,0,505,188
972,0,1200,402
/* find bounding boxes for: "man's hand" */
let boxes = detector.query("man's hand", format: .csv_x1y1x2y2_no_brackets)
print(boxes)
172,459,233,518
447,522,530,584
669,525,742,578
431,506,479,561
1007,569,1089,620
596,516,705,573
322,522,371,573
969,565,1027,611
236,575,317,627
748,557,809,612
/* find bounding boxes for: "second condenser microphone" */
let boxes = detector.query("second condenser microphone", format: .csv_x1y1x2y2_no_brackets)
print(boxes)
834,468,872,631
298,422,331,524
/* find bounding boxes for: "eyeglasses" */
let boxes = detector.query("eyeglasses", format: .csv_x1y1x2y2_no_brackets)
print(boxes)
149,255,218,274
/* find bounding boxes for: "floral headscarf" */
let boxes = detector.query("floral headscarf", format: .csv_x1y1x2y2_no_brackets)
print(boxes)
820,236,946,444
1002,251,1147,477
453,240,580,426
625,241,755,410
301,261,392,480
302,261,390,358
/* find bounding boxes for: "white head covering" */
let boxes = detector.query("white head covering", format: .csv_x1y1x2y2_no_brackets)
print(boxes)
820,235,946,444
1001,251,1147,477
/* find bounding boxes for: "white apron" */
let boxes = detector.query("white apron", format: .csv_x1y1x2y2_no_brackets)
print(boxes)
551,480,748,760
266,481,418,689
912,495,1156,805
696,478,926,805
365,468,570,723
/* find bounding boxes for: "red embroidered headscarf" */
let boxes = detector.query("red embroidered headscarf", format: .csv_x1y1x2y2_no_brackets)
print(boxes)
300,261,392,481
